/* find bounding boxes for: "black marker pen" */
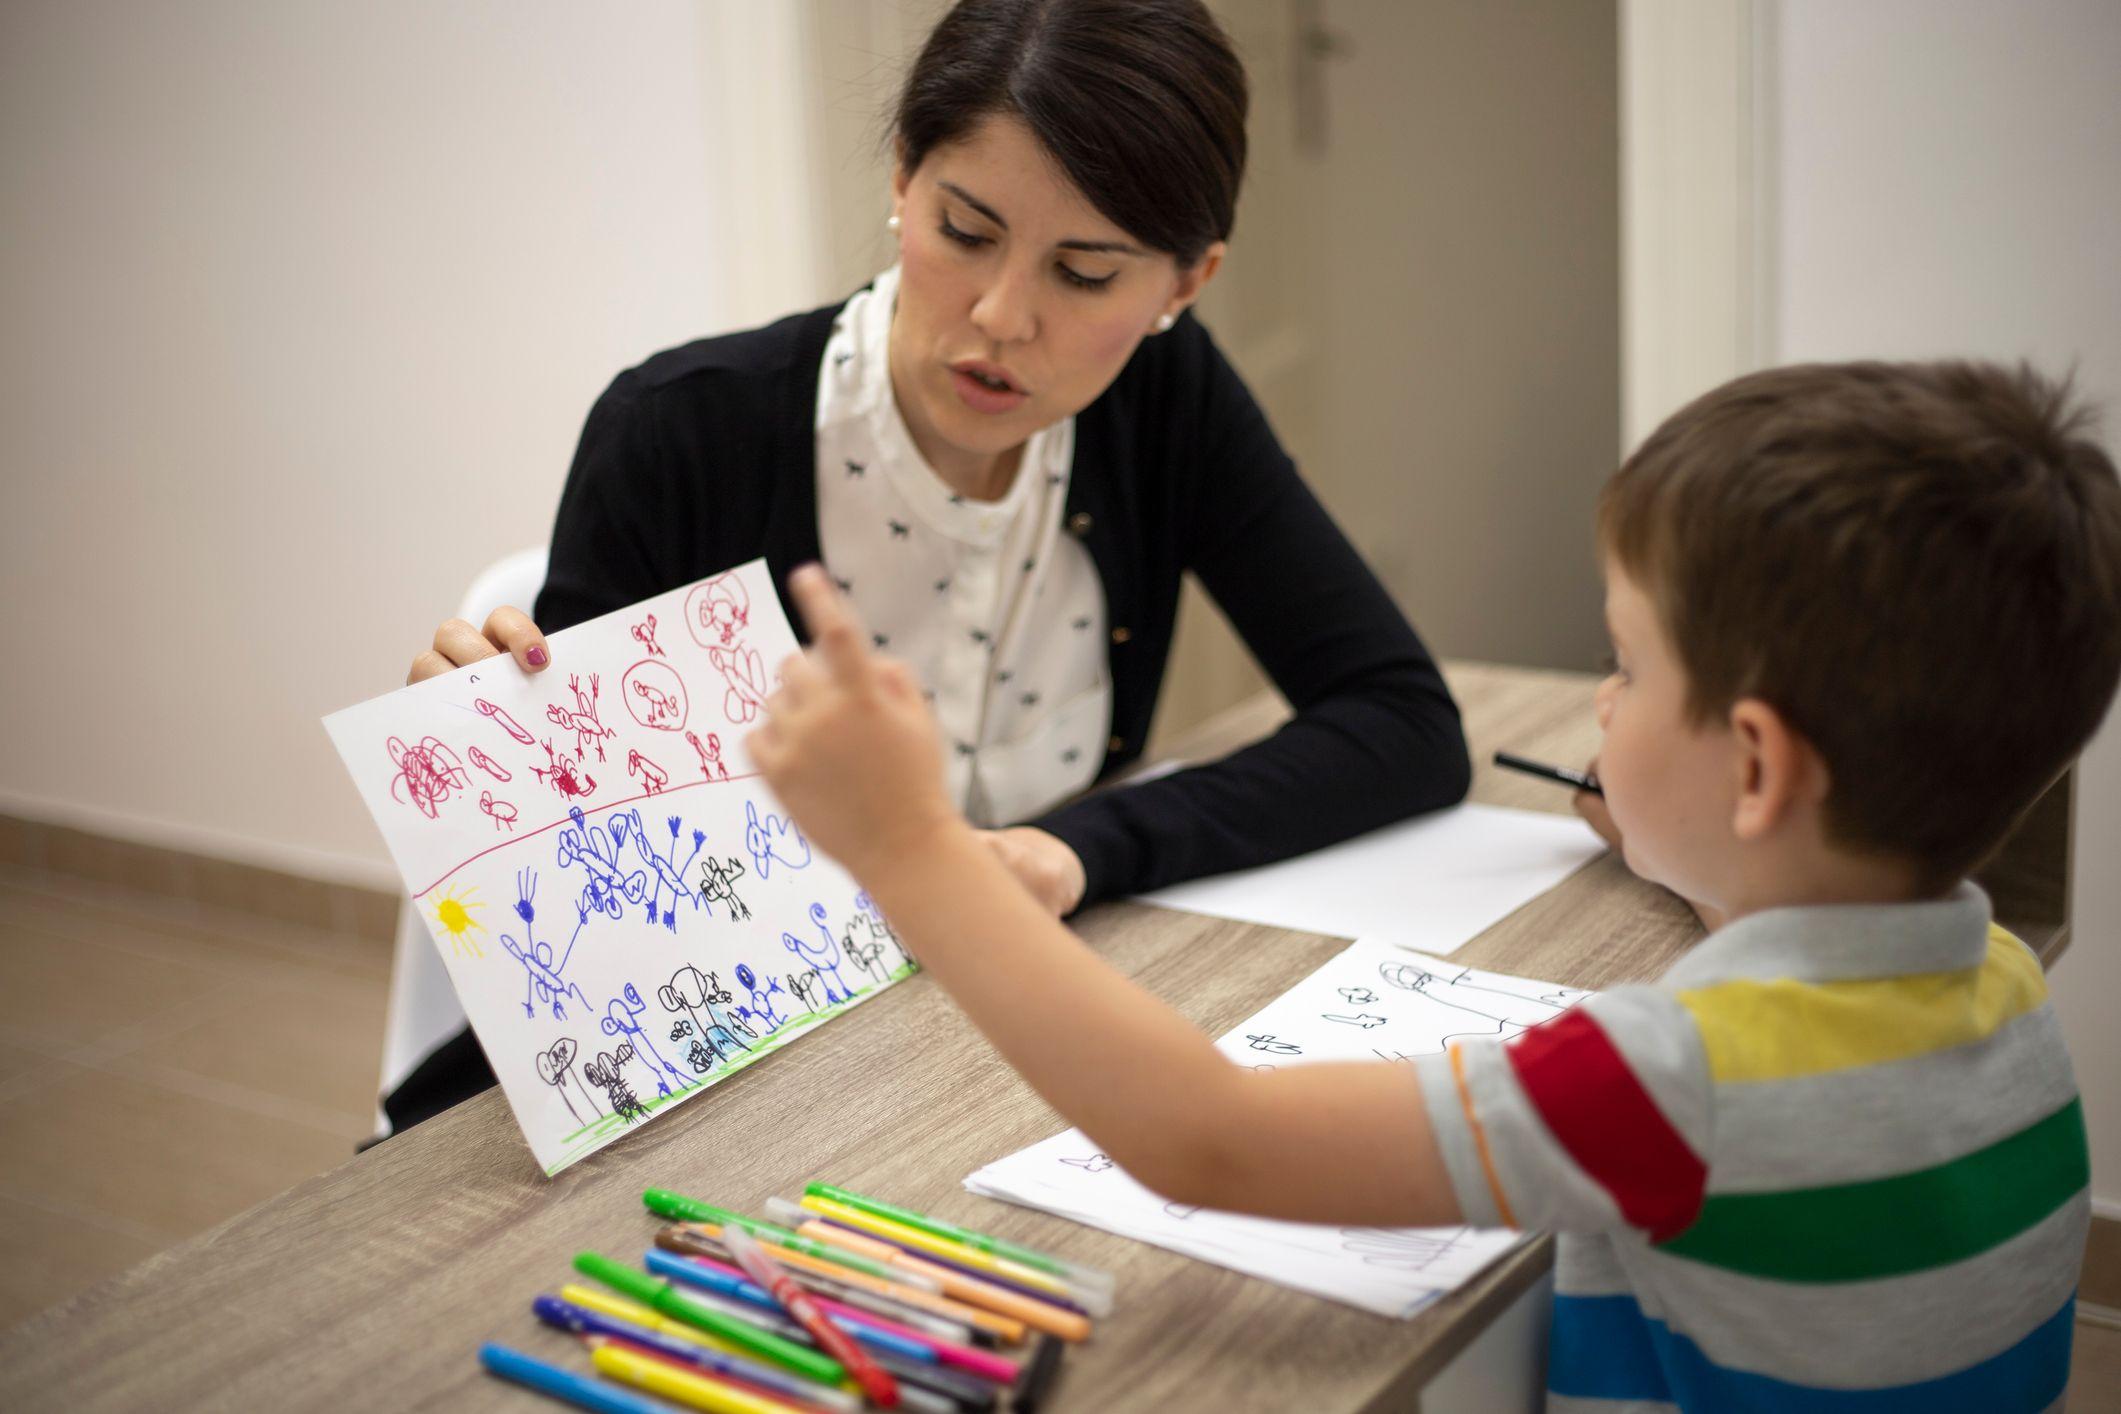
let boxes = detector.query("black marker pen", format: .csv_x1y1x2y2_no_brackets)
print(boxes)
1492,750,1603,797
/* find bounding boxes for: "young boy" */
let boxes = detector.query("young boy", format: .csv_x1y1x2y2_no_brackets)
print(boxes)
749,359,2121,1410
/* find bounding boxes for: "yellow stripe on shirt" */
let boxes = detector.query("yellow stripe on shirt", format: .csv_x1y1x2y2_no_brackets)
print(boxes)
1680,924,2044,1084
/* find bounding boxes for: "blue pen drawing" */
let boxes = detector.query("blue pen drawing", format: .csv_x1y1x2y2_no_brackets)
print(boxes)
744,800,812,879
601,982,687,1096
498,869,593,1019
1060,1153,1114,1174
1321,1012,1387,1029
733,964,787,1034
1337,986,1378,1005
535,1036,604,1127
556,806,647,921
1245,1033,1303,1055
783,903,851,1003
623,811,708,930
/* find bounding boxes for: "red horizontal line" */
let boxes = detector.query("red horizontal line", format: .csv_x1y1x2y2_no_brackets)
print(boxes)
413,769,764,899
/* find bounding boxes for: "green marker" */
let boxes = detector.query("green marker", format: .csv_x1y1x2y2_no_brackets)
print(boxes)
640,1189,916,1288
806,1182,1113,1292
570,1250,844,1387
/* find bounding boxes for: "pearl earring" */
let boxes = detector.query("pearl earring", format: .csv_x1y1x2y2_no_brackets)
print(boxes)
886,213,901,234
1154,312,1176,333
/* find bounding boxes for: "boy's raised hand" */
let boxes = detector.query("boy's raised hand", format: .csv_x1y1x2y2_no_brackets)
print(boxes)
749,566,963,880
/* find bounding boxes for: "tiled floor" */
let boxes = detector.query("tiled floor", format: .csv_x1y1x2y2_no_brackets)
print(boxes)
0,859,2118,1408
0,862,390,1328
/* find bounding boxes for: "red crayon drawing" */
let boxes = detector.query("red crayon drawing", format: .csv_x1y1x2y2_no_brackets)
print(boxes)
475,698,536,745
684,573,751,650
467,744,513,782
532,739,598,801
545,674,617,763
686,730,731,782
631,613,664,657
627,750,669,795
479,791,519,831
706,643,768,724
620,658,689,732
388,736,470,819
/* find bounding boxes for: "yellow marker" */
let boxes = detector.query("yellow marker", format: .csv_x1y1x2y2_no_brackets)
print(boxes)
559,1284,734,1356
800,1194,1075,1300
591,1342,805,1414
791,1218,1094,1341
686,1223,1031,1345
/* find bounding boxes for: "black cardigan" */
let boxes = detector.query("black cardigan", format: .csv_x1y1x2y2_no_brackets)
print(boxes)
381,298,1473,1133
535,297,1471,907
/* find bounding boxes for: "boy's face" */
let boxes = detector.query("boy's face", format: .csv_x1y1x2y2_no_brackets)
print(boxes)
1594,559,1741,908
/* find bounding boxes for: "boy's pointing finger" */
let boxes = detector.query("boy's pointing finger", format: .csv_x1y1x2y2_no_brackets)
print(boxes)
788,564,869,682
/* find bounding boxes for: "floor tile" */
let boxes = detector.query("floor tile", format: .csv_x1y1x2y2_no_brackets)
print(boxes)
138,968,389,1133
0,869,392,986
0,1058,356,1245
0,923,231,1053
2069,1314,2121,1411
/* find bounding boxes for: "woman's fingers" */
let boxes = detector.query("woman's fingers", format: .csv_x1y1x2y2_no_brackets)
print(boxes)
788,565,870,684
433,617,502,668
407,649,454,685
483,606,550,672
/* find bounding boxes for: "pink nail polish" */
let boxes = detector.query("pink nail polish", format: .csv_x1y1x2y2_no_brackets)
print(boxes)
527,646,547,667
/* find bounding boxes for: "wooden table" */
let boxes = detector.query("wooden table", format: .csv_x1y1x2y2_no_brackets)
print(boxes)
0,663,2072,1412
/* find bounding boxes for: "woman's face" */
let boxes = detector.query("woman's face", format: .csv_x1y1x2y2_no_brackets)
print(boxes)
889,113,1221,476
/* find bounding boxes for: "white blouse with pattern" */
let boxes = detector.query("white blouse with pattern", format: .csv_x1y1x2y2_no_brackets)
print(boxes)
813,266,1112,827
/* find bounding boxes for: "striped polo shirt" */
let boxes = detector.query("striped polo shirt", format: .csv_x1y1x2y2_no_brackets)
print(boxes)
1413,883,2087,1412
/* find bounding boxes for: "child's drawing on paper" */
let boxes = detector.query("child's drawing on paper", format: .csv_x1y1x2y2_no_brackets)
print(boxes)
324,559,916,1174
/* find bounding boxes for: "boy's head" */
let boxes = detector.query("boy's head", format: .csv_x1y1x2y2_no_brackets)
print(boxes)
1594,360,2121,906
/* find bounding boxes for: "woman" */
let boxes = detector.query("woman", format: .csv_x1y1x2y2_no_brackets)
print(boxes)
388,0,1468,1131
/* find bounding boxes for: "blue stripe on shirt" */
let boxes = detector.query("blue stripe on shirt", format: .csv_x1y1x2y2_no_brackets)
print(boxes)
1549,1290,2074,1411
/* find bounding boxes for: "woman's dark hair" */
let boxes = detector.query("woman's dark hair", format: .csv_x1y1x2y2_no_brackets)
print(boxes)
894,0,1248,266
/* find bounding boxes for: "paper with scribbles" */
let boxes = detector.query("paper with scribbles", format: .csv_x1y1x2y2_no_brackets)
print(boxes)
325,559,913,1173
966,939,1588,1317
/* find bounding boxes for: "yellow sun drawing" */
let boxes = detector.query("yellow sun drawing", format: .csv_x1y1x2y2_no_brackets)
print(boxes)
429,883,486,958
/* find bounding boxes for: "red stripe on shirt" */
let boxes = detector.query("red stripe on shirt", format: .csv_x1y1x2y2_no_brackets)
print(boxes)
1504,1008,1706,1240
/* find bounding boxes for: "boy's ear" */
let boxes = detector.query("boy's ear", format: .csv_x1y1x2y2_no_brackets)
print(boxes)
1728,697,1829,842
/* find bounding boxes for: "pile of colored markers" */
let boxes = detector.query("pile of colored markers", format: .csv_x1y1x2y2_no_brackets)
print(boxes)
480,1183,1113,1413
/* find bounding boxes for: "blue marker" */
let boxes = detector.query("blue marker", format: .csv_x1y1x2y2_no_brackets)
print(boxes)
477,1342,667,1414
643,1248,937,1364
531,1296,863,1414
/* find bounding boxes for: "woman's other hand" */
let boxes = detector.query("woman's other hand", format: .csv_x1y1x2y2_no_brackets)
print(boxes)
751,566,963,881
979,827,1087,917
406,607,550,685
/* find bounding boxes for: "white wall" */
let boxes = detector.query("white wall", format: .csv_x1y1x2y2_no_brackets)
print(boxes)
0,2,828,887
1765,0,2121,1200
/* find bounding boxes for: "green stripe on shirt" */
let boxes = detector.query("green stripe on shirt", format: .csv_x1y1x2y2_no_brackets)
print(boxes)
1658,1096,2087,1281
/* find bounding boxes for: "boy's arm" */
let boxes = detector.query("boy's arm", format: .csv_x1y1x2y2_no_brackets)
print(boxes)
750,567,1464,1229
876,824,1462,1226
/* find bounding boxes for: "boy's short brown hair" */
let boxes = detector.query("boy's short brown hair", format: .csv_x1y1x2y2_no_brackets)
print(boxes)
1600,360,2121,890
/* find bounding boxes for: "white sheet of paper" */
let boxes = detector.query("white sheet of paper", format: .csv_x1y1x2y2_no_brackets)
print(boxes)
965,939,1591,1317
1141,802,1604,951
325,560,914,1174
